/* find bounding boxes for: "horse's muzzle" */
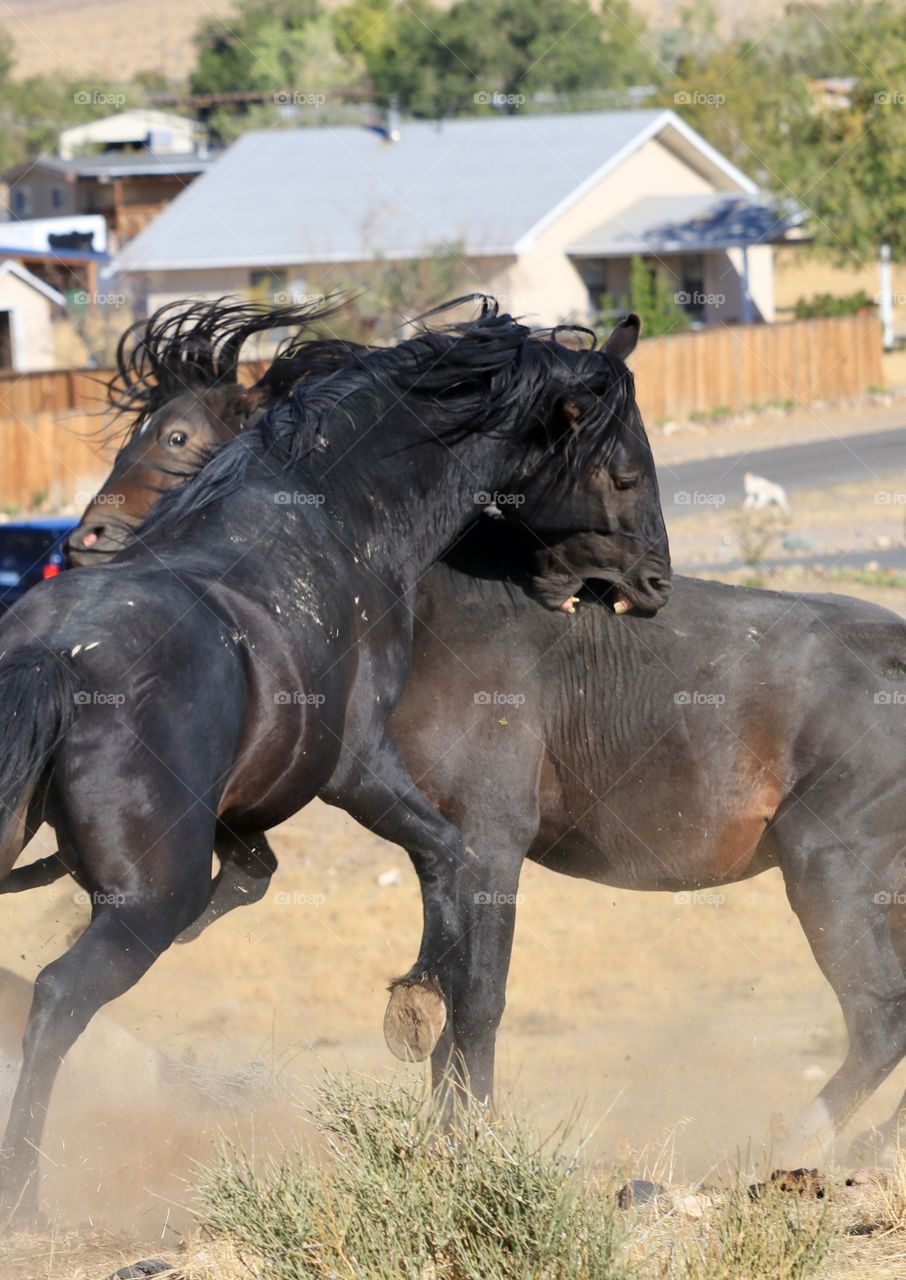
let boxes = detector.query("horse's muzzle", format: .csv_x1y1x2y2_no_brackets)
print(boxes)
65,520,133,567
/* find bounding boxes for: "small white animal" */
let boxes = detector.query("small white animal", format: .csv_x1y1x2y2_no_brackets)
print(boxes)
743,471,790,514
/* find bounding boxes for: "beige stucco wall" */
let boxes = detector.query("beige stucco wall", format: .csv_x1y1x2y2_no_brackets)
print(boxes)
0,273,60,370
135,255,518,320
773,244,897,323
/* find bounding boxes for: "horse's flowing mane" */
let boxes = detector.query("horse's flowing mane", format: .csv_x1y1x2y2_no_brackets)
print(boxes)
105,295,349,438
136,296,638,542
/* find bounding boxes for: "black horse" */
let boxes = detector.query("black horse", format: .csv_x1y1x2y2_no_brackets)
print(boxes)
0,299,669,1217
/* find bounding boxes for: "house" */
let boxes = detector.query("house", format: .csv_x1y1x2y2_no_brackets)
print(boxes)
109,109,801,327
57,109,205,161
4,111,211,250
0,260,65,370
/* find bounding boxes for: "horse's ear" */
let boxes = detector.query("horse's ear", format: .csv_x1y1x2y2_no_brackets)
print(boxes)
560,390,596,429
602,313,641,361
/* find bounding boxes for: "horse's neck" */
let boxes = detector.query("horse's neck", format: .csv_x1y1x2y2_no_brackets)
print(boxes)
311,429,514,583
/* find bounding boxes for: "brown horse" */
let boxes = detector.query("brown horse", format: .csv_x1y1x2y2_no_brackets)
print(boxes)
51,314,906,1164
68,297,357,564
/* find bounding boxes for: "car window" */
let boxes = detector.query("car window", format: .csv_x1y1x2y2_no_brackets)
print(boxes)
0,530,56,565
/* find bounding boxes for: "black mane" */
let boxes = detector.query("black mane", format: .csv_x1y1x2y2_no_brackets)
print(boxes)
105,295,348,438
136,297,638,543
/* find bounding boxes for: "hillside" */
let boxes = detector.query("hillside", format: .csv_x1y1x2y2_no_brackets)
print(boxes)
3,0,797,84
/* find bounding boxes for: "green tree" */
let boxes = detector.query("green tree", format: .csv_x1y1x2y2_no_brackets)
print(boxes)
337,0,657,118
191,0,364,134
600,256,689,338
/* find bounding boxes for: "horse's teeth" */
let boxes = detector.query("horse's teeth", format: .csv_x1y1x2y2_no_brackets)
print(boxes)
613,600,631,615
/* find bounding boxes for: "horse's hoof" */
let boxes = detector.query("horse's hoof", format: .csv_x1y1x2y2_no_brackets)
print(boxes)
383,978,447,1061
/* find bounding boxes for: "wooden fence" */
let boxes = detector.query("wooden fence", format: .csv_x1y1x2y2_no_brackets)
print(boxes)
0,315,883,510
631,313,882,424
0,412,110,511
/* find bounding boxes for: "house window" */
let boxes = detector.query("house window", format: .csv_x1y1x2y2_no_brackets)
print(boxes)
582,260,611,315
10,187,30,217
50,185,65,211
679,254,706,319
249,269,289,303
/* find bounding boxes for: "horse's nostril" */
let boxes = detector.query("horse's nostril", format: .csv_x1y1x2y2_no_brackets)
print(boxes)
76,527,104,550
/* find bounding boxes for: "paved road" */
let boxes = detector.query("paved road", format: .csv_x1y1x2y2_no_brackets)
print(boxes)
657,425,906,519
682,547,906,576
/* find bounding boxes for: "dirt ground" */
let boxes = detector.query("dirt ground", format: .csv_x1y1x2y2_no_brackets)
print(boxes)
3,420,906,1277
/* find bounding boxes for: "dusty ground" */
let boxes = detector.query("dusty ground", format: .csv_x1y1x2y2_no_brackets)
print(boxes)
2,418,906,1276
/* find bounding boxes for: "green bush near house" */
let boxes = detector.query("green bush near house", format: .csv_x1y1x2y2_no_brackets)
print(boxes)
793,290,877,320
598,256,691,339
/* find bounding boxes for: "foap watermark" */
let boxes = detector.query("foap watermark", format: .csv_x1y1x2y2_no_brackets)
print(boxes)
674,490,726,508
71,289,127,308
474,690,526,707
475,490,525,509
74,889,126,907
674,890,726,907
274,690,327,706
273,90,326,108
874,490,906,505
875,90,906,105
674,690,725,707
274,491,326,506
675,290,725,308
74,489,125,509
273,891,327,907
474,890,523,905
874,690,906,705
274,289,328,308
73,90,126,107
874,891,906,905
74,690,125,707
474,90,525,108
674,90,725,108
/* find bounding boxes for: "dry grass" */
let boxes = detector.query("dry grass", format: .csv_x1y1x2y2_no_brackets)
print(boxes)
190,1073,846,1280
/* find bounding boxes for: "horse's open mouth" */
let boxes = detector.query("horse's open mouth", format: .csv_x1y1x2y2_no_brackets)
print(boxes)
559,590,634,615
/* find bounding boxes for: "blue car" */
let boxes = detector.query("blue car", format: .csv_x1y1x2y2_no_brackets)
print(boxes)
0,517,78,610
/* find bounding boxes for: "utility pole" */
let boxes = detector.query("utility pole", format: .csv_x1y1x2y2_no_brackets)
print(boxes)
880,243,895,349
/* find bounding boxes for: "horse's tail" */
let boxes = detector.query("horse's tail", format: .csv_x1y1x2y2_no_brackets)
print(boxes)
0,646,79,875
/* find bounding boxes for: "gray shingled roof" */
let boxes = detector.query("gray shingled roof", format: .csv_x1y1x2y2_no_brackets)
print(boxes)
568,193,806,256
6,152,211,181
111,110,756,274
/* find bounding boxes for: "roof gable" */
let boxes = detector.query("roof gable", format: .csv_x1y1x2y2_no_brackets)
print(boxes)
0,259,65,305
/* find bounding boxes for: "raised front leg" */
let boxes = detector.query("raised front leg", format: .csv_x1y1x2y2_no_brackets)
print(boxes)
322,735,473,1063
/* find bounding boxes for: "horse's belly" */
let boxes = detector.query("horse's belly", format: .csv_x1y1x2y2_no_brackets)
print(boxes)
531,793,779,891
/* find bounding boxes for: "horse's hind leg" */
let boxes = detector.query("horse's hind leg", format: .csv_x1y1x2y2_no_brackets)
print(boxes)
846,901,906,1158
774,800,906,1160
0,816,212,1221
177,829,277,944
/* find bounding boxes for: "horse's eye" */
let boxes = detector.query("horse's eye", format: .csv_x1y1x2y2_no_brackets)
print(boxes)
168,431,188,448
614,474,640,491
